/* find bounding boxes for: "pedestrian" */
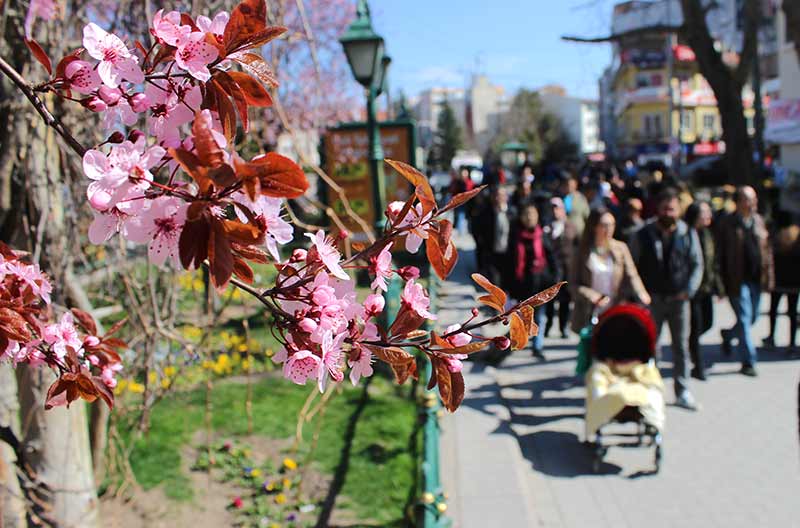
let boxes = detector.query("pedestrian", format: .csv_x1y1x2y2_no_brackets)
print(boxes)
545,196,578,338
450,167,474,234
570,207,650,334
717,186,775,377
684,201,724,380
629,189,703,410
508,203,560,360
764,210,800,354
472,186,514,288
559,172,590,236
616,197,645,244
511,165,535,211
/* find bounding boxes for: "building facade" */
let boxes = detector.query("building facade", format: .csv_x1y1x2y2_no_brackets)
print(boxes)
411,87,467,151
538,85,602,155
767,2,800,180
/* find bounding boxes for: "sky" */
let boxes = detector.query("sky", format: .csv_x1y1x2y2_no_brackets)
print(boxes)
368,0,617,101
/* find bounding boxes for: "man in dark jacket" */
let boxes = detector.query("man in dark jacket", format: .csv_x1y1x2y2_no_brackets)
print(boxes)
717,186,775,377
630,188,703,410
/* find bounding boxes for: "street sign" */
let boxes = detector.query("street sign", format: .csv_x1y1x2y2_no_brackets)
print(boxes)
322,121,417,238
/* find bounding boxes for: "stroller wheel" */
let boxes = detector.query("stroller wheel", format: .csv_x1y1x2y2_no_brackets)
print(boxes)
654,445,662,473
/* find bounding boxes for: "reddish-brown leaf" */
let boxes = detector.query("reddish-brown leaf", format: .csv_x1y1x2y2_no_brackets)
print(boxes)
471,273,507,312
449,371,465,412
91,377,115,409
232,258,255,284
391,359,418,385
25,38,51,75
234,52,279,87
0,308,32,342
520,281,567,308
214,71,250,131
385,159,436,213
208,219,234,288
388,306,425,338
70,308,97,335
510,312,528,351
179,213,211,271
228,71,273,107
426,232,458,280
362,344,412,365
438,340,490,355
222,219,264,246
517,305,536,336
433,357,452,409
45,378,70,409
234,244,271,264
223,0,286,55
430,333,452,349
104,317,128,338
210,81,237,143
169,148,214,194
233,153,309,200
102,337,127,350
440,185,486,214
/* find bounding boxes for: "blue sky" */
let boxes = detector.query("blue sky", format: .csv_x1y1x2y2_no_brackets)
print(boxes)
368,0,616,101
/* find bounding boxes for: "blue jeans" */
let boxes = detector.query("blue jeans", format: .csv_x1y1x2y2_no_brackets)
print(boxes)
729,282,761,366
532,303,548,352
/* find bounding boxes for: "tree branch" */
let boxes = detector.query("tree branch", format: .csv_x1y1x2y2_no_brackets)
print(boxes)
562,24,682,44
0,55,87,157
734,0,761,85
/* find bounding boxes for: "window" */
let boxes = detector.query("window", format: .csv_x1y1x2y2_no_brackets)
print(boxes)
680,110,693,132
703,114,715,132
643,114,663,139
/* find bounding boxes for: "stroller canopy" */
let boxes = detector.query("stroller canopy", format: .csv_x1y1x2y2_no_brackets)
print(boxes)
591,303,656,364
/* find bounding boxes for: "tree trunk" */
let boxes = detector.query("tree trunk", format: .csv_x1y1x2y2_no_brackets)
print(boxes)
680,0,756,186
783,0,800,54
0,364,26,528
1,11,99,528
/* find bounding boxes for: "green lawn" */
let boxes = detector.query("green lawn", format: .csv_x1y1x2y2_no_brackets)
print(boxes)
123,372,421,525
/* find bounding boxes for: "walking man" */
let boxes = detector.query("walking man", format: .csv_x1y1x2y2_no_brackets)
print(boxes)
717,186,774,376
630,189,703,410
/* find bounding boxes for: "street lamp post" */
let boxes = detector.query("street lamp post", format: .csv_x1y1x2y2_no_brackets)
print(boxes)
339,0,391,235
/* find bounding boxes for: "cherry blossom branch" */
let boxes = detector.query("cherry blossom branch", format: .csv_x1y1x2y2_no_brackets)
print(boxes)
0,55,87,157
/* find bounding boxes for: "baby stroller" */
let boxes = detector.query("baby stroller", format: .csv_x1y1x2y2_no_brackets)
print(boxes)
583,303,665,474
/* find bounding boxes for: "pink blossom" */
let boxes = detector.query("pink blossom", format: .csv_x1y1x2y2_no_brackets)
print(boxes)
42,313,83,359
318,331,345,392
398,265,420,281
402,279,436,320
102,98,139,130
4,260,52,304
83,23,144,88
445,324,471,347
83,138,165,211
130,93,150,113
196,12,229,38
402,204,433,254
125,196,188,266
145,80,202,146
174,32,218,82
24,0,57,38
101,363,123,388
88,207,131,244
151,10,190,46
65,61,101,95
442,353,467,373
348,347,373,385
2,340,20,362
235,194,293,261
283,350,321,385
370,242,393,291
364,293,385,317
305,230,349,280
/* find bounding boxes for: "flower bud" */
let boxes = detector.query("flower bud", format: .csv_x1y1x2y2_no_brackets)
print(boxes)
471,307,480,317
107,131,125,144
88,354,100,366
494,336,511,350
290,248,308,262
130,92,150,113
364,293,385,316
83,96,107,112
398,265,420,281
127,129,145,143
298,318,317,333
83,335,101,347
385,200,405,221
98,86,121,105
337,229,349,240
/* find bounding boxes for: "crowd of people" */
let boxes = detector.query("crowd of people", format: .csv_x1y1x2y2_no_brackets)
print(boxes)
454,164,800,411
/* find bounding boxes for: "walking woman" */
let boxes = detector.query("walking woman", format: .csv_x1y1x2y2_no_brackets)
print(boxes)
508,203,560,360
570,207,651,334
685,201,723,380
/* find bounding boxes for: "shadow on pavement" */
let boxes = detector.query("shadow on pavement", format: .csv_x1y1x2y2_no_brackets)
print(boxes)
519,430,622,477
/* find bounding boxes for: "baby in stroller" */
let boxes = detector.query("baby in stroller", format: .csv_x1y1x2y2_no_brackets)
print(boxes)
584,303,665,473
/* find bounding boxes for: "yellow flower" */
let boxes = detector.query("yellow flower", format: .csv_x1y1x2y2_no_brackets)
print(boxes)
270,524,281,528
241,359,251,372
231,352,241,364
217,353,230,366
250,468,262,478
266,349,274,358
160,378,171,389
202,360,215,370
283,458,297,470
148,371,157,384
114,379,128,395
128,382,145,394
275,493,286,505
164,366,177,378
238,343,248,353
265,481,275,491
282,478,292,490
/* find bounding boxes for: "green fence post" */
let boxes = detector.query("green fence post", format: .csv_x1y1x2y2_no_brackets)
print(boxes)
417,273,451,527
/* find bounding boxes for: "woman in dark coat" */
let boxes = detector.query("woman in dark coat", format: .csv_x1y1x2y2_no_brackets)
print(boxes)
507,203,561,359
764,210,800,353
685,201,723,380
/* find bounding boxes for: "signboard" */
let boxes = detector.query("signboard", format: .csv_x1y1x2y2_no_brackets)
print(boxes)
323,122,416,238
673,44,696,62
621,48,666,70
765,98,800,145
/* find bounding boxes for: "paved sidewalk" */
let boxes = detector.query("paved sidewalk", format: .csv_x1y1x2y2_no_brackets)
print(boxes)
439,236,800,528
